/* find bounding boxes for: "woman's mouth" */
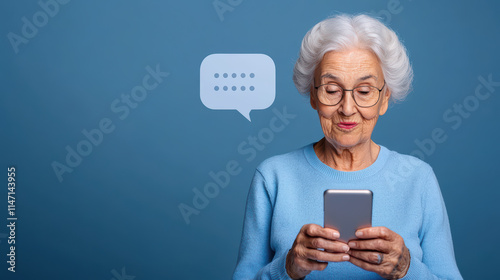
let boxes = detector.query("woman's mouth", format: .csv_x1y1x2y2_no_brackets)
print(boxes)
337,122,358,130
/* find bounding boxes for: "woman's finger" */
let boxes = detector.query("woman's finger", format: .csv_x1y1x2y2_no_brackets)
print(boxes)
304,237,350,253
302,224,340,240
287,224,352,279
302,248,350,263
348,238,392,253
349,254,392,276
355,226,395,241
348,249,387,265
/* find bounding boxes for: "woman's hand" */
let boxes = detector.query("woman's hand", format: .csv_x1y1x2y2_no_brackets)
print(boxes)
348,227,411,279
286,224,350,279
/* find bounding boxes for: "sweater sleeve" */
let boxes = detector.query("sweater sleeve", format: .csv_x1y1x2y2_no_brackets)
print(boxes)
401,169,463,280
232,170,293,280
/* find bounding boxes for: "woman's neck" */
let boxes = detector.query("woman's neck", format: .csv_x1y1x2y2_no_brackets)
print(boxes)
313,138,380,171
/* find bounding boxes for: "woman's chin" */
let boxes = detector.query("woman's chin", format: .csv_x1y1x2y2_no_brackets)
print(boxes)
325,135,376,149
326,137,365,150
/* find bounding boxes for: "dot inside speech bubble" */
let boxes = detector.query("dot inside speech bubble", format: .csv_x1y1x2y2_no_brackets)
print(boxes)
200,54,276,121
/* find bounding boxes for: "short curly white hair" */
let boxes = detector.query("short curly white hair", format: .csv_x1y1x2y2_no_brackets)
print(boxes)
293,14,413,102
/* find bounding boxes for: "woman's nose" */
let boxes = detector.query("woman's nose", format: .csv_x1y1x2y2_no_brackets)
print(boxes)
338,92,357,116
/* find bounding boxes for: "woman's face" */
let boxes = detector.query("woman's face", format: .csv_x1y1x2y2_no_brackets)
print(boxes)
310,48,391,149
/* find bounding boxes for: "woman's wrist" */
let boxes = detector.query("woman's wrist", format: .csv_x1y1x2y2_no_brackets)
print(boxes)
392,246,411,279
285,249,306,280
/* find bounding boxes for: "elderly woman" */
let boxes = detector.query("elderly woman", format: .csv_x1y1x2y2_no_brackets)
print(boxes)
232,14,462,280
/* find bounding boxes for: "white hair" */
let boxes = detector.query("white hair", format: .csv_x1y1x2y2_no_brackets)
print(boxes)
293,14,413,102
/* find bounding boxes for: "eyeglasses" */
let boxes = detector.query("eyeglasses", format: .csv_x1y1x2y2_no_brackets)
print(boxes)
313,81,386,108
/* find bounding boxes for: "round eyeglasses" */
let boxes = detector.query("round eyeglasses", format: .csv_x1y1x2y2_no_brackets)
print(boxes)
314,81,386,108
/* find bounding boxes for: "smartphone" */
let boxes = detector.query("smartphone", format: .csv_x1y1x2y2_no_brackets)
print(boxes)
324,189,373,243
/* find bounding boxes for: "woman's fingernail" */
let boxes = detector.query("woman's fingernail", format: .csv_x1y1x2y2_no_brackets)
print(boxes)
333,232,340,238
356,231,363,237
342,255,350,261
348,241,356,248
342,245,349,252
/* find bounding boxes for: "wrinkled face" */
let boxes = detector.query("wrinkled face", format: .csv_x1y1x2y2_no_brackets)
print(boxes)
310,48,391,149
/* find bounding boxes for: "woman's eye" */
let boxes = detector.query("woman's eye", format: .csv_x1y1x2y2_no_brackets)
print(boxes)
324,85,341,94
326,89,341,94
356,87,372,95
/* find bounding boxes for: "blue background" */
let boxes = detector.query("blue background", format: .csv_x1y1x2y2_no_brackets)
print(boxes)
1,0,499,279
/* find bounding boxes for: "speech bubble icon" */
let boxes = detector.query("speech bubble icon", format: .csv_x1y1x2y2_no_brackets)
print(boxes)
200,54,276,121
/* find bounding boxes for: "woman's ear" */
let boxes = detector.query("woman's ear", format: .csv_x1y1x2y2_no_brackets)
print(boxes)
379,89,391,115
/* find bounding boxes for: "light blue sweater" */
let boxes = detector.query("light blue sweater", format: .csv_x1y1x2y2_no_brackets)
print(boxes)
233,143,462,279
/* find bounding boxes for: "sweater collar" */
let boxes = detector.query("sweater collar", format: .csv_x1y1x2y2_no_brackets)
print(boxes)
303,142,390,181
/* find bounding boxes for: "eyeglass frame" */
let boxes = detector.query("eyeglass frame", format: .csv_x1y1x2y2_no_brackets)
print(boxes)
313,80,386,108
